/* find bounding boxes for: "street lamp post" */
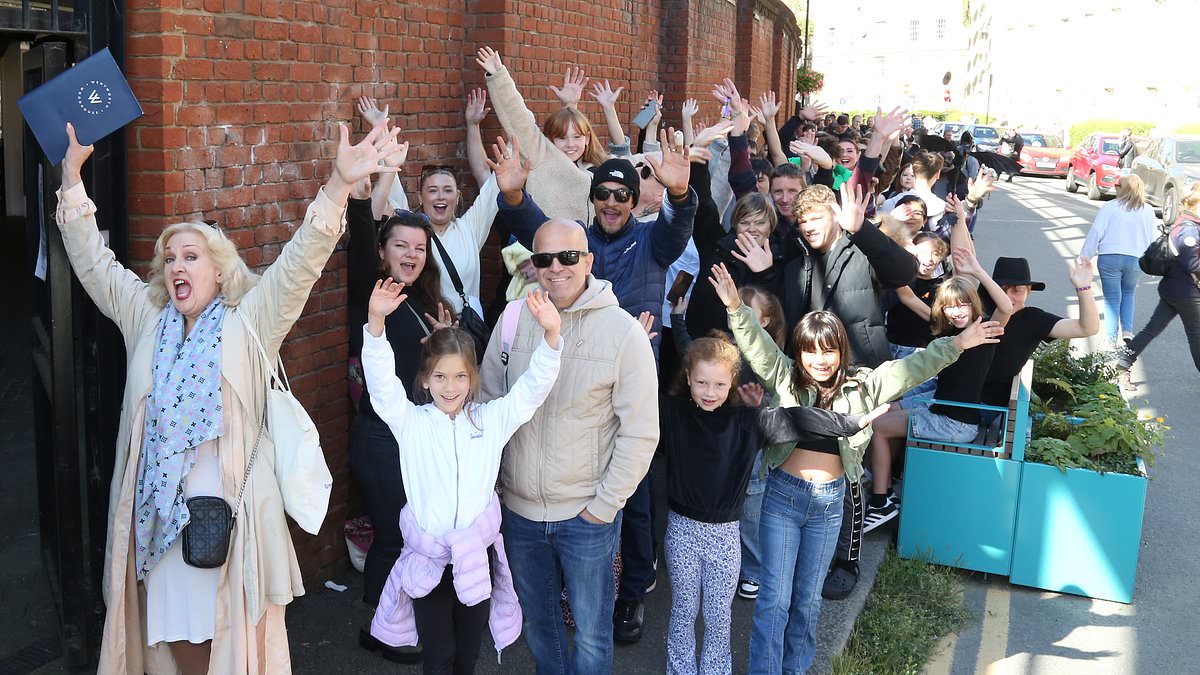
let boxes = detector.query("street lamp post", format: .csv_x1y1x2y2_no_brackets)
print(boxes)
985,73,993,125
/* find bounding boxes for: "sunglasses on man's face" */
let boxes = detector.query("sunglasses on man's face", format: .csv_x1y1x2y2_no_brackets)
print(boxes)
529,250,588,268
591,187,634,204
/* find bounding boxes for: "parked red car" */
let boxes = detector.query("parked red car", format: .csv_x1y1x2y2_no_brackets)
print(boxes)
1065,133,1122,199
1017,130,1070,177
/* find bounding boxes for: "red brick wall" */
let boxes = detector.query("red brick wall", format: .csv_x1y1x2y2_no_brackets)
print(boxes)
123,0,799,583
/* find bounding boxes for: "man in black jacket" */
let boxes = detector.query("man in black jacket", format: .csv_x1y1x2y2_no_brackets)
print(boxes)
1118,128,1136,169
779,180,918,600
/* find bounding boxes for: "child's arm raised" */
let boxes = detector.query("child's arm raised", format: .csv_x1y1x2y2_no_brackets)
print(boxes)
361,279,418,437
487,290,563,439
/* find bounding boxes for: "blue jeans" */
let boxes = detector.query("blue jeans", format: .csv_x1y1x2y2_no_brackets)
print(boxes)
502,506,622,675
749,470,846,675
1097,254,1141,342
740,451,766,584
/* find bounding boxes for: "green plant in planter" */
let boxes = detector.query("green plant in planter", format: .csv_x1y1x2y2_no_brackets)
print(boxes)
1028,342,1167,475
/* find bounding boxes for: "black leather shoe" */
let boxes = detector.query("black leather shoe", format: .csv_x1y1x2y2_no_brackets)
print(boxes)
613,598,644,644
359,627,423,664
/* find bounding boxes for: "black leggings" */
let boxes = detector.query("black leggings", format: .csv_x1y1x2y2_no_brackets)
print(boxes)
1122,292,1200,372
348,413,408,606
412,561,492,675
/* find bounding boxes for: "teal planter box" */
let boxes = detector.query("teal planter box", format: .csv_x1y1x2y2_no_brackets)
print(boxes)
897,447,1023,575
1009,460,1147,604
897,363,1034,576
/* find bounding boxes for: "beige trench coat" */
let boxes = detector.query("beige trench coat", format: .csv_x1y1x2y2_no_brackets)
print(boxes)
54,182,346,674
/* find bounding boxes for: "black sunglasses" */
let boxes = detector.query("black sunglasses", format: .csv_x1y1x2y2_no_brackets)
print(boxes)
591,186,634,203
529,250,588,268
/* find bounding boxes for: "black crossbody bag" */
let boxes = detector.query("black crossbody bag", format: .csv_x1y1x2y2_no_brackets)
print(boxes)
428,230,489,362
181,416,262,568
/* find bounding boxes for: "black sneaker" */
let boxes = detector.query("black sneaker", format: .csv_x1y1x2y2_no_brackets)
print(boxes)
359,627,423,664
613,598,644,644
862,498,899,533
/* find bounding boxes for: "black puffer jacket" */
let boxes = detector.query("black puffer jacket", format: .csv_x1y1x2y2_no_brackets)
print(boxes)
778,222,917,367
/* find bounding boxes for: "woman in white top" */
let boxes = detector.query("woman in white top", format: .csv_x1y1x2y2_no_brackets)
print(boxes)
358,95,502,317
1080,174,1159,345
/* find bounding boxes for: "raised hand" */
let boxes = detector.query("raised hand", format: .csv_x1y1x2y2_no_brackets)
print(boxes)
968,166,996,202
526,289,562,345
549,66,588,109
693,119,735,148
759,91,780,120
328,122,404,204
731,232,774,273
688,145,714,165
738,382,766,408
357,96,389,129
485,135,532,196
710,78,743,112
670,292,690,316
424,302,456,332
637,311,659,341
681,98,699,120
871,106,910,144
707,263,742,310
951,246,980,278
831,182,871,234
800,100,828,121
380,134,409,169
475,46,502,75
790,139,814,156
368,278,408,324
62,122,95,189
945,193,967,221
644,128,691,197
801,127,817,145
588,80,623,109
1069,255,1094,289
465,88,490,126
953,317,1004,351
748,105,766,126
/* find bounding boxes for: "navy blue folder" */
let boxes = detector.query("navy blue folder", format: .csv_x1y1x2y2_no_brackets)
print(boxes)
17,47,143,165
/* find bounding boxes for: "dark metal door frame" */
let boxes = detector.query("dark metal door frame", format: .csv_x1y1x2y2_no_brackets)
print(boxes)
15,0,129,667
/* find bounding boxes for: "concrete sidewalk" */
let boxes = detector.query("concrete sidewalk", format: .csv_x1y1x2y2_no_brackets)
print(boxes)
285,458,893,675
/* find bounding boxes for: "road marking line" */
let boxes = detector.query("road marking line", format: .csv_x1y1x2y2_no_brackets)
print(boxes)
976,585,1011,674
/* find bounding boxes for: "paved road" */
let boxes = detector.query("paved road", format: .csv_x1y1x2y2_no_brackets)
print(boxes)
923,176,1199,674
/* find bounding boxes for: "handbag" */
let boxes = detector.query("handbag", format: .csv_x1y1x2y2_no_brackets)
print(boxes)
428,230,489,362
182,417,262,568
1139,225,1178,276
238,312,333,535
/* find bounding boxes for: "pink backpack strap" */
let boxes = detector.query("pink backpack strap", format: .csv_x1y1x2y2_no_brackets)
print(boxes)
499,299,523,364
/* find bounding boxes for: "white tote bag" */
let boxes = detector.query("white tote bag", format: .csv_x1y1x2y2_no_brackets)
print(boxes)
239,312,332,535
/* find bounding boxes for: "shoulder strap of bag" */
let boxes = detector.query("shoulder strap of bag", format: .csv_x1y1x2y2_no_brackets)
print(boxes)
405,302,432,336
428,230,471,307
499,299,524,391
232,311,287,523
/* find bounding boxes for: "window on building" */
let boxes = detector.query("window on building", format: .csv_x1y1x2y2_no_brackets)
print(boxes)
937,18,946,39
910,19,919,41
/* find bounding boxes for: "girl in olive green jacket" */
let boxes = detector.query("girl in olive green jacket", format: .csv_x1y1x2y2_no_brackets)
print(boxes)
708,263,1002,673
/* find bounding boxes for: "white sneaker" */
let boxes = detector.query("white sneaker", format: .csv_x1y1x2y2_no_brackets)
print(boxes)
737,579,759,600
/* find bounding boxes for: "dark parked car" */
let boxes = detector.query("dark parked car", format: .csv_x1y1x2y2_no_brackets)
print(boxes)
1066,133,1122,200
1130,135,1200,224
931,122,1002,152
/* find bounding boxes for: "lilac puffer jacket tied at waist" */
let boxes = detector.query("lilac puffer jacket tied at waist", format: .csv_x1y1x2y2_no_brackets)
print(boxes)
369,494,522,658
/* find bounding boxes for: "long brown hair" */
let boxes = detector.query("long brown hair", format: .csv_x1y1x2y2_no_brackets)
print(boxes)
669,332,744,407
789,311,850,409
929,276,983,336
414,327,481,428
542,107,608,167
377,211,453,316
740,286,786,348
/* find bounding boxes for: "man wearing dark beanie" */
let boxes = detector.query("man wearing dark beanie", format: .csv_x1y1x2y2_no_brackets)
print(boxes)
494,133,697,643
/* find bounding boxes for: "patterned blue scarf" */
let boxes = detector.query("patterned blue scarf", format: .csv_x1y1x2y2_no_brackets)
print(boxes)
134,297,226,579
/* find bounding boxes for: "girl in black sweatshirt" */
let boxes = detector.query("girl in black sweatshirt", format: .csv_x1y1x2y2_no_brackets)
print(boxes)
660,334,875,674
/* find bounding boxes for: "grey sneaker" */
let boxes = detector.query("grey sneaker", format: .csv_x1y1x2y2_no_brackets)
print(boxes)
1117,369,1137,392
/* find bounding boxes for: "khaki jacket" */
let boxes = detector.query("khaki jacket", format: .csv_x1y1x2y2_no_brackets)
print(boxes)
55,182,345,674
480,278,659,523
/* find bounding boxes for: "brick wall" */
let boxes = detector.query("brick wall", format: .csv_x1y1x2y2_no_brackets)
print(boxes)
122,0,800,583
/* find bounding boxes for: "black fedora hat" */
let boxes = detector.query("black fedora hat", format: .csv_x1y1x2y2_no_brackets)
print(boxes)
991,257,1045,291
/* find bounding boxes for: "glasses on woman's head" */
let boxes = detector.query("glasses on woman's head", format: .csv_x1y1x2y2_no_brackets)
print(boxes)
391,208,431,223
529,250,588,268
591,186,634,204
